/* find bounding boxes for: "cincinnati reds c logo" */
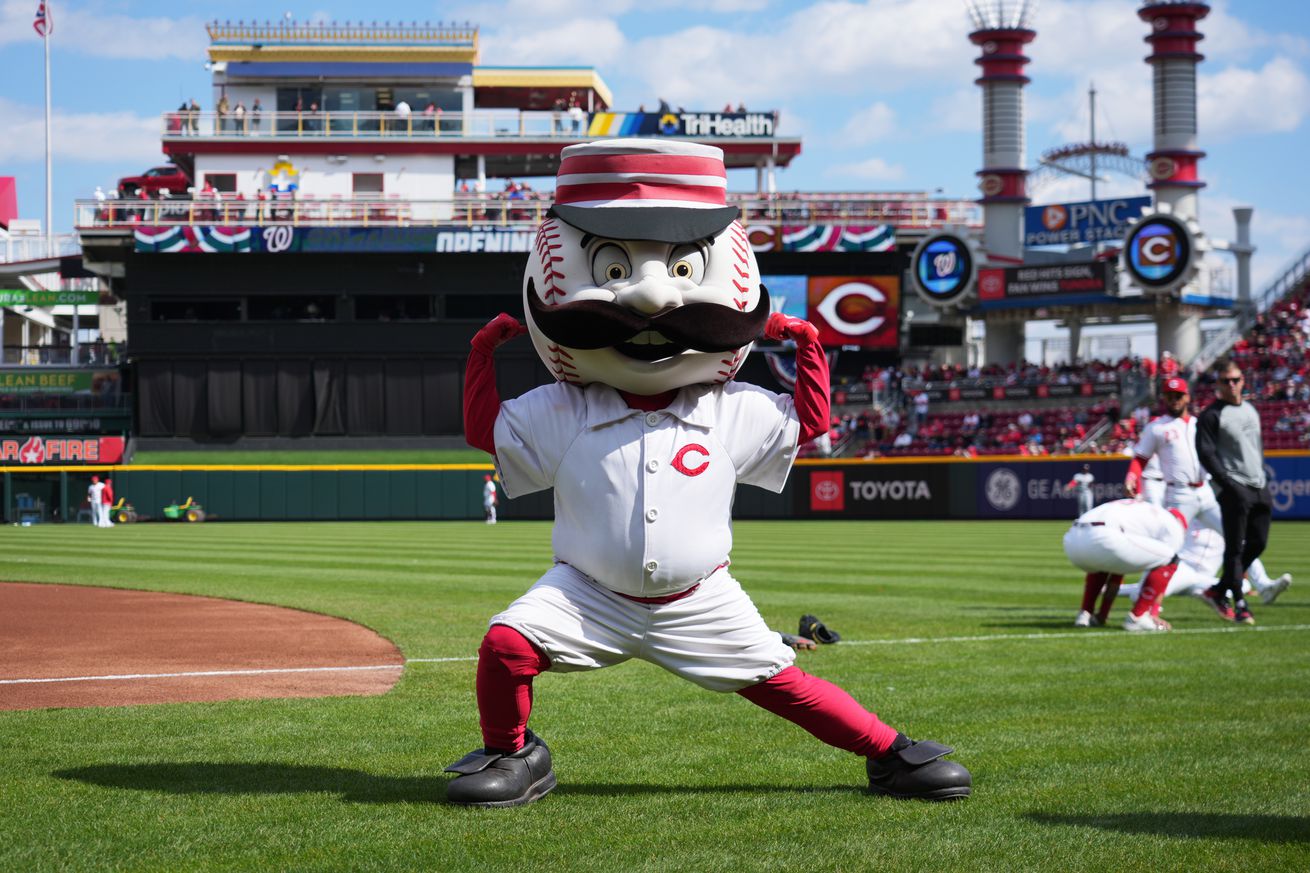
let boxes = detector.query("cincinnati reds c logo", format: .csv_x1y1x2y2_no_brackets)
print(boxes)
671,443,710,476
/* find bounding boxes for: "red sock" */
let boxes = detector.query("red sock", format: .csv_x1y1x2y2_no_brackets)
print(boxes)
1131,564,1177,618
476,624,550,752
1081,572,1109,613
737,666,900,758
1096,574,1123,623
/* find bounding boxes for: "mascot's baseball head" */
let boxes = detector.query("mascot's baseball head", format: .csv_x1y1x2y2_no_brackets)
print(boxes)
524,139,766,395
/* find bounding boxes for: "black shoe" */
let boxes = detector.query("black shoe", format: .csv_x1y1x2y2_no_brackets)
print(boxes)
444,730,557,807
1233,601,1256,626
798,614,841,644
867,734,971,801
1200,586,1236,621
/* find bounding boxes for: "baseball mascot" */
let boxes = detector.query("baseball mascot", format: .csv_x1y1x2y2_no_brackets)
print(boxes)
447,139,971,806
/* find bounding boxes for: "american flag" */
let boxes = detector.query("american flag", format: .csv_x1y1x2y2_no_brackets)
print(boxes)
33,1,52,38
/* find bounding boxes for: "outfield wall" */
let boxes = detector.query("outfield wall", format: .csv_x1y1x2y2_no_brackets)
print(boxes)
3,453,1308,523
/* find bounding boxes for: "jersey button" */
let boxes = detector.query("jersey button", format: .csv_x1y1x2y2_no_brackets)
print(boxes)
647,460,659,473
644,560,658,573
646,508,659,522
645,413,660,426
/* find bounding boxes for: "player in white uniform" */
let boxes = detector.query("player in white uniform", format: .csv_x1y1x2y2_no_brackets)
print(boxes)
1066,464,1095,516
1125,378,1222,534
1141,453,1165,507
482,474,498,524
1118,525,1292,606
87,476,106,527
1064,498,1186,631
444,140,970,808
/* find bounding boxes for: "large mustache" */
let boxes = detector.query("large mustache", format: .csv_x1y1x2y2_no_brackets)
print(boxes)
526,279,769,352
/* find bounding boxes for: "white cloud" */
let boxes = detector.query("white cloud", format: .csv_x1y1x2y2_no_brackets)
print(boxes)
479,17,629,66
1204,191,1310,293
1200,57,1310,138
840,101,897,144
0,1,207,60
927,87,980,133
473,1,974,109
828,156,905,182
0,98,160,164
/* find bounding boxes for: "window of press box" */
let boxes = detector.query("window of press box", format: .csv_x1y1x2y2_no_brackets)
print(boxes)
247,295,336,321
352,173,384,195
150,298,242,321
204,173,237,193
444,294,521,320
354,294,432,321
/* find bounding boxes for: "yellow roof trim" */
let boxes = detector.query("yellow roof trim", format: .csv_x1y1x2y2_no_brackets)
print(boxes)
473,68,612,107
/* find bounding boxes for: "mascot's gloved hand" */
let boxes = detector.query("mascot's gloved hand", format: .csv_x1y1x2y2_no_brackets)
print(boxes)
472,313,528,355
764,312,819,347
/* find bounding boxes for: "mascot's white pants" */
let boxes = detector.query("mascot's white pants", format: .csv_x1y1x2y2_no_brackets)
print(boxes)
1063,522,1177,575
489,562,794,693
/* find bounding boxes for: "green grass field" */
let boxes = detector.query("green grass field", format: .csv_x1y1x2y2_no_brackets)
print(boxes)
1,520,1308,871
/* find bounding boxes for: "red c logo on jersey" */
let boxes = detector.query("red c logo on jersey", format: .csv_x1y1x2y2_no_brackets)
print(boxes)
671,443,710,476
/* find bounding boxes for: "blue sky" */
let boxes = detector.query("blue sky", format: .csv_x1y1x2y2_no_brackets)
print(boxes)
1,0,1307,288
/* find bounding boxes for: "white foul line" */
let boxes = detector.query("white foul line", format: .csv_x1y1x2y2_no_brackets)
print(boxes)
0,664,404,686
5,625,1309,686
840,623,1310,647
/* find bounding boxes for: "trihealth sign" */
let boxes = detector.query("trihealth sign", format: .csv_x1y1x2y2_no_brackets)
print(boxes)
1024,197,1151,246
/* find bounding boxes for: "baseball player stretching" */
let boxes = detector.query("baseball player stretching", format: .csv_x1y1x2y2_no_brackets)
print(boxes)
444,140,970,808
1118,524,1292,606
1065,498,1187,631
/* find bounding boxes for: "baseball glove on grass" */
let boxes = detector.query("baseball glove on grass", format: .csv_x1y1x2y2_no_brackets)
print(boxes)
798,614,841,644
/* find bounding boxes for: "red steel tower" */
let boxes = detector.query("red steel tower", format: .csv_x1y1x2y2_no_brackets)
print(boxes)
1139,1,1209,220
967,0,1037,363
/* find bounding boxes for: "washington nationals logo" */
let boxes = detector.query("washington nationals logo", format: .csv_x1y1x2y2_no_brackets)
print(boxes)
671,443,710,477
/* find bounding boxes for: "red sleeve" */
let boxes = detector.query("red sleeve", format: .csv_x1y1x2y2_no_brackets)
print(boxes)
1126,456,1145,490
793,338,830,445
463,346,501,456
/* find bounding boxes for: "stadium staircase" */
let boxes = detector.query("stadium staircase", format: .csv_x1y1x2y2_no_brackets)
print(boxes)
1189,241,1310,375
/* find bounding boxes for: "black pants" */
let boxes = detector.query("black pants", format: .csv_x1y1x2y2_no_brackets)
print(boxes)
1217,483,1273,602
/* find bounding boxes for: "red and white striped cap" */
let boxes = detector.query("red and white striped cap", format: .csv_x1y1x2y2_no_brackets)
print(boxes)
550,139,739,243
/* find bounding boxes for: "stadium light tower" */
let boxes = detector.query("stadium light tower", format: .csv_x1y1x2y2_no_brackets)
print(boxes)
966,0,1037,364
1139,0,1208,220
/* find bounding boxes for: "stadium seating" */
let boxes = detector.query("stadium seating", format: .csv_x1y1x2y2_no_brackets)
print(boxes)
813,275,1310,458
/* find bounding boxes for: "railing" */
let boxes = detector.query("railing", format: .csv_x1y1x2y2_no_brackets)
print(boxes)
1,345,124,366
205,20,477,46
163,109,763,140
75,194,981,230
1188,242,1310,375
0,234,81,264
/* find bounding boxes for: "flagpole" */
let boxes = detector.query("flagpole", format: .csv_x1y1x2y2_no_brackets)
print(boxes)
43,0,53,258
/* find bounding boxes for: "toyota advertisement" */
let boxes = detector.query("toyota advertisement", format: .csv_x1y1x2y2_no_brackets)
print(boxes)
800,465,949,518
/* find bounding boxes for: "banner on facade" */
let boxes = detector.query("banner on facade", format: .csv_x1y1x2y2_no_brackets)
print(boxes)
0,369,120,395
0,289,99,305
0,435,125,465
797,464,950,518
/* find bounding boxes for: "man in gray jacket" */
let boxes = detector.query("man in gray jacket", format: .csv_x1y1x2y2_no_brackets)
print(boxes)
1196,359,1271,625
